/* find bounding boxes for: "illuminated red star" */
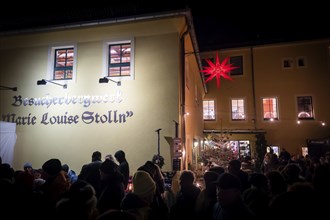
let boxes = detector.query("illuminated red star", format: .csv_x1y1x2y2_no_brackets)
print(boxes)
201,53,238,88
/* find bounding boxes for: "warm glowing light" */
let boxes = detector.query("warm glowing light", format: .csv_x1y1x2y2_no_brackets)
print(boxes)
321,122,326,126
201,53,238,88
128,183,133,191
298,111,311,117
297,120,301,124
194,140,198,148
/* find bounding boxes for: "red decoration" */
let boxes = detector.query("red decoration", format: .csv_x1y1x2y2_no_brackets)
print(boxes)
201,53,238,88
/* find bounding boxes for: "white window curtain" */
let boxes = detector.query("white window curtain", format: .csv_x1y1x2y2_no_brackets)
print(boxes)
0,121,17,166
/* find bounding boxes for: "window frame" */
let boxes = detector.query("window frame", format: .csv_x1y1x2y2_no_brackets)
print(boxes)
231,98,246,121
47,44,77,83
262,97,279,121
296,96,314,120
203,100,216,121
296,56,307,68
103,38,135,81
282,57,294,69
229,55,243,76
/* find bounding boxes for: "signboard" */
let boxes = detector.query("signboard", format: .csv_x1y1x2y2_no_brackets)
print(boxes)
173,138,181,151
172,158,181,171
174,152,183,158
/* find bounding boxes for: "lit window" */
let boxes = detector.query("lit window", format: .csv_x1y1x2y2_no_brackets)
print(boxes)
109,43,131,77
53,48,74,80
263,97,278,120
103,39,134,80
231,98,245,120
47,45,77,82
297,96,314,120
203,100,215,120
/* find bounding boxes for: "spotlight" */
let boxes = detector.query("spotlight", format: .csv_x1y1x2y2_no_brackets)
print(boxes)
0,85,17,91
99,77,121,86
37,79,67,89
37,79,47,85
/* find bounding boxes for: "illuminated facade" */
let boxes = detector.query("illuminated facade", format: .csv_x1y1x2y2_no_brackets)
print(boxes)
0,10,206,172
201,39,330,157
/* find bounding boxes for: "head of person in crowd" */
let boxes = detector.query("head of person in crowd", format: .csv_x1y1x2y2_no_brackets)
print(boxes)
92,151,102,162
132,170,156,204
138,161,165,194
99,159,120,178
23,162,33,174
105,154,115,161
114,150,126,163
213,173,242,207
209,166,225,175
228,159,242,173
42,158,63,176
56,180,99,220
203,171,220,191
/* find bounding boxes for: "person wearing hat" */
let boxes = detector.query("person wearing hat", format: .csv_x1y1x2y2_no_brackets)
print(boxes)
23,162,33,174
62,164,78,184
41,158,70,207
213,173,256,220
121,170,161,220
56,180,99,220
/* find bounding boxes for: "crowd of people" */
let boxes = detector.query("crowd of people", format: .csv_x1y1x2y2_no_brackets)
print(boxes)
0,149,330,220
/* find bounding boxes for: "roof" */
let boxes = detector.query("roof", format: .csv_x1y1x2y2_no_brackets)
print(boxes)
1,4,329,51
0,5,189,32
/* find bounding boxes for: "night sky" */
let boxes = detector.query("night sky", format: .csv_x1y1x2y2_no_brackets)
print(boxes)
1,2,329,51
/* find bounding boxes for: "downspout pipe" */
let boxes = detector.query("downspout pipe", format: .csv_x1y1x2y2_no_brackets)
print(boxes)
180,27,189,170
179,8,206,170
250,47,257,130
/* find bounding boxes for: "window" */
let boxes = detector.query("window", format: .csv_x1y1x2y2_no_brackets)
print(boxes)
109,43,130,76
263,97,278,120
282,57,294,69
297,96,314,119
296,56,307,68
54,48,74,80
103,39,134,80
203,100,215,120
229,56,243,75
231,98,245,120
48,45,77,82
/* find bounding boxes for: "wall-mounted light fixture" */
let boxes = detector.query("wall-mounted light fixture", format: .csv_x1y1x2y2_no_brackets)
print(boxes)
99,77,121,86
0,85,17,91
37,79,67,89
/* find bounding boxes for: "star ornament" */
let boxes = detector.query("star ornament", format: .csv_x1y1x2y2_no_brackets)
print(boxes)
201,54,238,88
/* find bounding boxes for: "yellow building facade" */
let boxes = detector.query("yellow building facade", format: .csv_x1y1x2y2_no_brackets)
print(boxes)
201,39,330,158
0,10,205,173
